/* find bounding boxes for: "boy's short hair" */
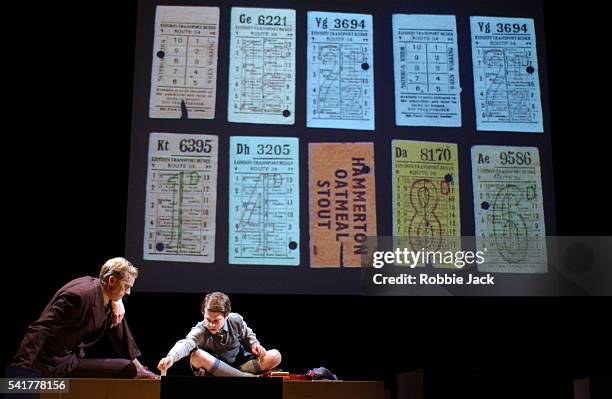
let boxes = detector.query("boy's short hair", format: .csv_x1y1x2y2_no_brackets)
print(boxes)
201,292,231,317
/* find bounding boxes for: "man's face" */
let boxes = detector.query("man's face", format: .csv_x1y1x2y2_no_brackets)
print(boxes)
203,310,227,334
107,275,135,301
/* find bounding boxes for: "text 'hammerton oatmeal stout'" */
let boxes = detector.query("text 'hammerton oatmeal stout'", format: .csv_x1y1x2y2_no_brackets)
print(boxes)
309,143,377,268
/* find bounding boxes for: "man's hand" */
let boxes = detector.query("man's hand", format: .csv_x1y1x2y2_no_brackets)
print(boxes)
110,299,125,328
251,344,267,358
157,356,175,372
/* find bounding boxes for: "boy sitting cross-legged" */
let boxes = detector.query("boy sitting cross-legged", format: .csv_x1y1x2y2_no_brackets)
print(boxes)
158,292,281,377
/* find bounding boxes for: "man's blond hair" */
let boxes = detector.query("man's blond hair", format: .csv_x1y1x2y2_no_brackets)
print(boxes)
99,257,138,286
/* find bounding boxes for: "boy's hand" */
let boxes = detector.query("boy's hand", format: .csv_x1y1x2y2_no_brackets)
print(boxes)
252,344,267,358
111,299,125,328
157,356,175,372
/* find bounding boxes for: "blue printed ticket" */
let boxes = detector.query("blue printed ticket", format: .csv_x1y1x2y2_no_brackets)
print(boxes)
229,136,300,265
393,14,462,127
227,8,296,125
470,17,543,132
307,11,375,130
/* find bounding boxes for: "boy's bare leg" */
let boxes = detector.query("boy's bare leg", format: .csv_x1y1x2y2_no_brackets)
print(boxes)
239,349,282,374
191,349,255,377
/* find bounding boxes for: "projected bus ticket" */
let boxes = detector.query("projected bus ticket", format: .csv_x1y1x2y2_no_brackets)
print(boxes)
149,6,219,119
392,14,461,127
228,8,296,125
144,133,218,263
470,16,543,132
229,136,300,265
309,143,377,268
392,140,461,267
306,11,375,130
471,145,547,273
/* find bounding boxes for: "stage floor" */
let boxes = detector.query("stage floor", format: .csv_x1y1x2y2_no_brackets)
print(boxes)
38,378,384,399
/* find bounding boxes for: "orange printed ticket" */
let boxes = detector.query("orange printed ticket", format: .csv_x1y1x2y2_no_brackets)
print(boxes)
309,143,377,268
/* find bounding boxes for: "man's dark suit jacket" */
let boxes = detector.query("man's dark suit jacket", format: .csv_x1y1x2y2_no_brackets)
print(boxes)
12,276,141,376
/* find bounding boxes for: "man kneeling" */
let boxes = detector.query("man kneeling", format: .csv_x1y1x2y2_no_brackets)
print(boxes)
12,257,158,379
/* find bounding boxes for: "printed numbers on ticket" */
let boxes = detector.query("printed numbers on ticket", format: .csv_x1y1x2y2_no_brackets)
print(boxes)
309,143,377,267
307,12,375,130
229,137,299,265
392,14,462,127
144,133,218,263
472,145,547,273
470,17,543,132
228,8,296,125
392,140,461,267
149,6,220,119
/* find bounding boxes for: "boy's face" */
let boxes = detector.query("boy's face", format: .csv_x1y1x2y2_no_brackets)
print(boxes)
203,310,227,334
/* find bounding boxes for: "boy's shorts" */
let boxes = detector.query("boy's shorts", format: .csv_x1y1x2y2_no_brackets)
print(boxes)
191,345,258,376
231,345,258,368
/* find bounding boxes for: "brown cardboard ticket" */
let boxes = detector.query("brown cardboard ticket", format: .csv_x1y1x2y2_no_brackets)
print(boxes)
309,143,377,268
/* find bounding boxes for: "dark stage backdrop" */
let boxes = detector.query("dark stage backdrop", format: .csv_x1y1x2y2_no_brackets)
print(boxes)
3,0,610,393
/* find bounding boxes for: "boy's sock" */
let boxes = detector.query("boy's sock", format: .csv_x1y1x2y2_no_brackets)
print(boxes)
207,358,256,377
239,359,262,374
